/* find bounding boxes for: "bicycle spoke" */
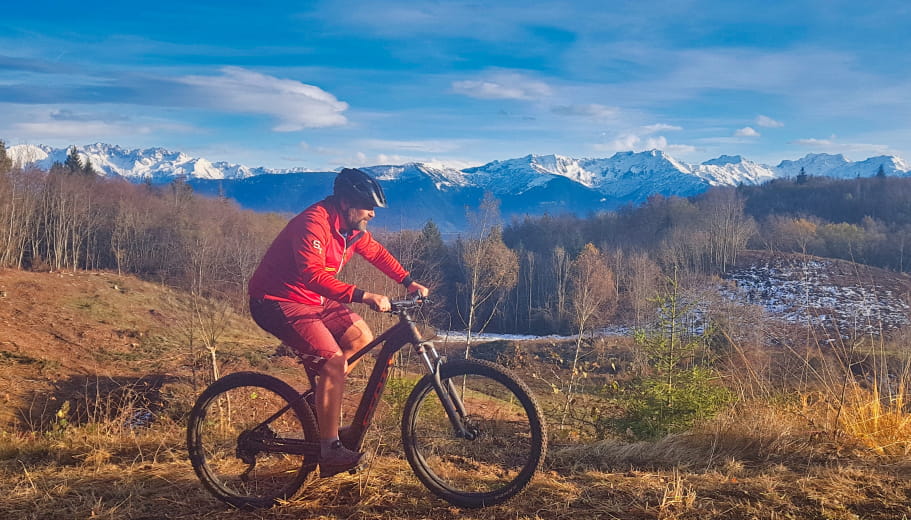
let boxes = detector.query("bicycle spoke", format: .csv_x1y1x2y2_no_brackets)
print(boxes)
188,372,318,509
402,359,546,508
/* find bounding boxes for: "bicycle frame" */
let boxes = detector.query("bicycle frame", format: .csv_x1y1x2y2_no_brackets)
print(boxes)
244,300,471,460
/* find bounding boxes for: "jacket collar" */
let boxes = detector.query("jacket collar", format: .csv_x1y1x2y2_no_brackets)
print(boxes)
324,196,364,242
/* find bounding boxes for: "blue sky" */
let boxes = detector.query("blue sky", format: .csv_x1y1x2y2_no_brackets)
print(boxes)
2,0,910,171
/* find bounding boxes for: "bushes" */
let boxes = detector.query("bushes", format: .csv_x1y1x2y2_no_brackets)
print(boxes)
605,275,733,440
608,365,732,439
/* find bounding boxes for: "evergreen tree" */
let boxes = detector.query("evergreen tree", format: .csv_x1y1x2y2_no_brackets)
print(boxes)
82,158,97,177
419,220,445,255
63,146,83,173
876,164,886,178
416,220,448,280
608,272,732,439
796,166,808,185
0,139,12,174
49,161,67,175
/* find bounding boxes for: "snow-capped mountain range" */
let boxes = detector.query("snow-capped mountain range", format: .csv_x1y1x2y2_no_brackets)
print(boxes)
8,142,910,231
6,143,308,183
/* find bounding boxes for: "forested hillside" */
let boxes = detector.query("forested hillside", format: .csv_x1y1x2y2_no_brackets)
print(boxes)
4,139,911,338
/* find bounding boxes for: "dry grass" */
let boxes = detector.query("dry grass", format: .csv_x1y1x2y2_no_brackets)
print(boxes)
5,269,911,518
6,392,911,520
806,384,911,457
7,354,911,519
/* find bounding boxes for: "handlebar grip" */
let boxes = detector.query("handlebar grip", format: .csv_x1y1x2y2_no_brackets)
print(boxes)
389,295,430,313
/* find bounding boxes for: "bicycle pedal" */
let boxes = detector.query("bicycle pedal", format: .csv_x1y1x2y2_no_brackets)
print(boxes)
319,461,363,478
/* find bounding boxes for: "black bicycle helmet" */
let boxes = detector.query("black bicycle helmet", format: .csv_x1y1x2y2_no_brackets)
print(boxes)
333,168,387,208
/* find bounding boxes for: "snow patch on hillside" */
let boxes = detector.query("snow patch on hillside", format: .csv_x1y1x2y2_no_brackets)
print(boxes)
723,258,910,335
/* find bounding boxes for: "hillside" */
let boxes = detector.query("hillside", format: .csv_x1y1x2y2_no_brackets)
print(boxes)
3,268,911,519
0,269,277,430
724,250,911,335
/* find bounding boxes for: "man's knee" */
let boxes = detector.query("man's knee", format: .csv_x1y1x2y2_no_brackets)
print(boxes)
320,352,347,379
341,320,373,349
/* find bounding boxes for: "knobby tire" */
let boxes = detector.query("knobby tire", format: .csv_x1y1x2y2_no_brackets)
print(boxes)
401,359,547,508
187,371,319,509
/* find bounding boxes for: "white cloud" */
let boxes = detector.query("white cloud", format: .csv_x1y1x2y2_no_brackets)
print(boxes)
15,121,149,140
735,126,760,137
642,123,682,134
793,138,834,146
7,107,195,144
452,73,552,101
756,115,784,128
596,133,640,152
178,67,349,131
594,133,695,155
552,104,618,119
792,137,895,156
359,139,462,153
333,150,477,170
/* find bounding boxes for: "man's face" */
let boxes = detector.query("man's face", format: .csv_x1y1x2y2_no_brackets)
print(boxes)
344,206,375,232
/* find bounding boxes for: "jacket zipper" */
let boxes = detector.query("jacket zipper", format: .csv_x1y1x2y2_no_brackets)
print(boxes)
322,228,351,305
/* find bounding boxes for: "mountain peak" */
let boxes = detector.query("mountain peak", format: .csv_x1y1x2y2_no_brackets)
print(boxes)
6,142,910,201
703,155,745,166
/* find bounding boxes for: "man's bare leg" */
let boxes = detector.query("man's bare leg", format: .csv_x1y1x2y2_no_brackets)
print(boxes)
315,352,347,440
315,320,373,439
339,319,374,373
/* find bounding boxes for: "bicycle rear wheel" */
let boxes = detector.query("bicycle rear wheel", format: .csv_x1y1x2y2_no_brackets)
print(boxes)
187,372,318,509
401,359,547,508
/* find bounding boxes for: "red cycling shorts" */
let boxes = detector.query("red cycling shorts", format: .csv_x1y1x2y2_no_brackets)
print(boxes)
249,297,362,373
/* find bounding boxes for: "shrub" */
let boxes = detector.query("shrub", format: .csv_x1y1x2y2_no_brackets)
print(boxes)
608,365,732,439
606,273,734,440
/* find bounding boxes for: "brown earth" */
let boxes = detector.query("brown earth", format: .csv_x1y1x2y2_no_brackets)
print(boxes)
0,268,275,430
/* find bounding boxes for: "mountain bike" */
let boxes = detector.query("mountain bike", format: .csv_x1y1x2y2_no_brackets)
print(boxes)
186,297,547,509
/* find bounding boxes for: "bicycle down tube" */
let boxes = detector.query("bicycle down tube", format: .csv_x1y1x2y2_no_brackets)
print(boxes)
244,298,471,454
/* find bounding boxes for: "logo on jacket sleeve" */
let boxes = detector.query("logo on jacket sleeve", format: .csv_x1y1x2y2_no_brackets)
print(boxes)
312,239,323,251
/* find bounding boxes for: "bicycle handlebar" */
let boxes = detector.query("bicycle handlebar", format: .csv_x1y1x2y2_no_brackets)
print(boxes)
389,295,429,314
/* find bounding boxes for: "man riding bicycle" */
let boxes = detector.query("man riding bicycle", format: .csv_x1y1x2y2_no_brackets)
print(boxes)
248,168,429,478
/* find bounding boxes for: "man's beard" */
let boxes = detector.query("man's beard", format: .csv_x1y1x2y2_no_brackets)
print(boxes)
346,209,368,232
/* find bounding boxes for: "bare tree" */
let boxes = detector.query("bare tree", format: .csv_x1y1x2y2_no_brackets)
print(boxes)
551,246,571,326
761,215,819,255
0,168,31,267
626,250,662,325
698,188,757,273
221,210,283,306
562,243,616,427
456,193,518,358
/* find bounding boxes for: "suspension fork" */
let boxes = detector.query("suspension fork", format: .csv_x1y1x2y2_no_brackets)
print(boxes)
417,341,475,439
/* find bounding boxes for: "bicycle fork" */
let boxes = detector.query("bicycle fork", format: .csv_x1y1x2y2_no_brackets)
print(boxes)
416,341,477,440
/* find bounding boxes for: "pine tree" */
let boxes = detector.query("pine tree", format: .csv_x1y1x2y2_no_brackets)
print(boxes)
796,166,808,185
876,164,886,178
63,145,83,173
0,140,12,174
82,158,97,177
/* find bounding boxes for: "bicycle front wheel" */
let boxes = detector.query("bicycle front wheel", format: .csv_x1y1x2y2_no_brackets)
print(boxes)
187,372,319,509
401,359,547,508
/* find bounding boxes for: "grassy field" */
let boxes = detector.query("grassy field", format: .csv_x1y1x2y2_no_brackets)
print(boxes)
2,268,911,519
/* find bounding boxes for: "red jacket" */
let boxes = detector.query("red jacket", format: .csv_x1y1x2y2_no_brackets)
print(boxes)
248,197,410,305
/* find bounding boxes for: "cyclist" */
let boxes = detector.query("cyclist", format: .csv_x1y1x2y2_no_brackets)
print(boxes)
248,167,429,478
